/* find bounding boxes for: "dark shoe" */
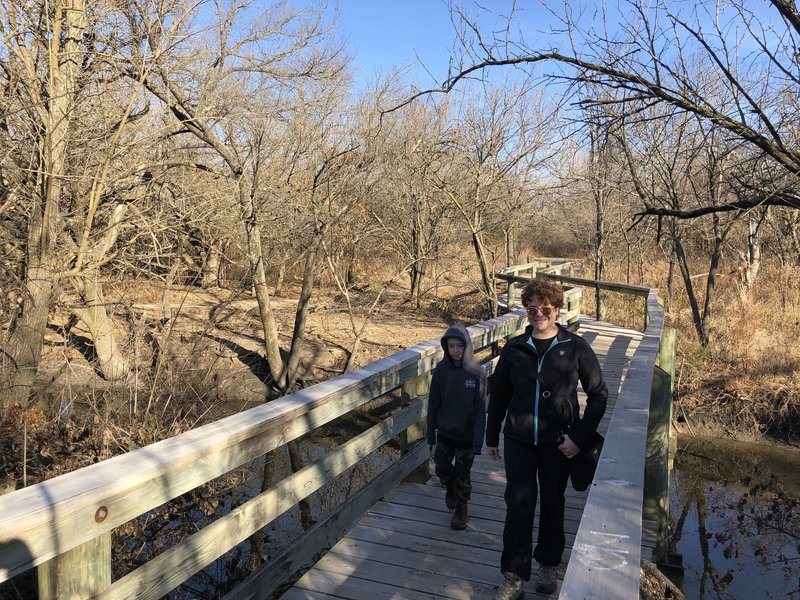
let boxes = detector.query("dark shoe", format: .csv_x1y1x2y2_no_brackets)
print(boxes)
450,501,468,530
445,481,457,510
494,571,524,600
534,564,557,594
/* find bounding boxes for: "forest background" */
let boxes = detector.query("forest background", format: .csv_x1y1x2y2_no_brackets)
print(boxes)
0,0,799,595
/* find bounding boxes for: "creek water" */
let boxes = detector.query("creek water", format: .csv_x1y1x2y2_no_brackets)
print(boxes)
669,435,800,600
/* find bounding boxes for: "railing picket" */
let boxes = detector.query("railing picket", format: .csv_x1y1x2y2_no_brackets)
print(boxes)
38,533,110,600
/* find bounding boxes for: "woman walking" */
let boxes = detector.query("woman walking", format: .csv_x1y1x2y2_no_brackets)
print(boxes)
487,279,608,598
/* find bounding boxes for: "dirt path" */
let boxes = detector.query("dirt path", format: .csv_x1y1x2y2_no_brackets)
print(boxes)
36,285,468,416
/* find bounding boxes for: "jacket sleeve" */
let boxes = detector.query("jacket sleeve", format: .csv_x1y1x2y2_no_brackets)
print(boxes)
473,374,487,454
486,348,512,447
427,369,442,445
571,340,608,448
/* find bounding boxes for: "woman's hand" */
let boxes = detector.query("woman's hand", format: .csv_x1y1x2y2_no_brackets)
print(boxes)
487,446,502,460
558,434,580,459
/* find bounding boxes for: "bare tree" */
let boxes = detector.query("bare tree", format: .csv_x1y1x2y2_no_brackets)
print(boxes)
0,0,150,409
370,97,455,306
620,109,748,344
128,0,347,393
400,0,800,217
425,82,556,317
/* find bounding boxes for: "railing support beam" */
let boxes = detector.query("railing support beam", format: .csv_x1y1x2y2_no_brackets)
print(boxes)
38,532,111,600
400,372,431,483
644,325,676,564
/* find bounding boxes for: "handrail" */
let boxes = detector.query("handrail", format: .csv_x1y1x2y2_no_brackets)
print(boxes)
560,289,665,599
0,310,529,599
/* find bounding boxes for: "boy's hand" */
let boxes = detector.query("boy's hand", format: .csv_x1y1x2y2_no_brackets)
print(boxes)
487,446,501,460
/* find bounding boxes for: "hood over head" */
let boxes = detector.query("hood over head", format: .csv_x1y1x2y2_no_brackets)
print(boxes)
440,322,481,378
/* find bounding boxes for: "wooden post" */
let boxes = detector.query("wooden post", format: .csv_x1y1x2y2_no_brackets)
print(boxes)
644,365,671,564
644,325,676,564
507,279,516,309
400,372,431,483
657,326,677,465
38,532,111,599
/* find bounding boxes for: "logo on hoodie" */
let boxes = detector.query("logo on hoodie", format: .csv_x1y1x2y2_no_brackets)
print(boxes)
465,379,477,389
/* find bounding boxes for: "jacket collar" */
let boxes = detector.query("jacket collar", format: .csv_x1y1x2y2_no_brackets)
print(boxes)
522,322,569,342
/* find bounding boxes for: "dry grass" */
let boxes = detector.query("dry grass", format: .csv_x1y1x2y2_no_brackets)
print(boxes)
666,264,800,444
571,258,800,446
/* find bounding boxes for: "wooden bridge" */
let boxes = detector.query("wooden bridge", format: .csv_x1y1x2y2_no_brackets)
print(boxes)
0,261,675,599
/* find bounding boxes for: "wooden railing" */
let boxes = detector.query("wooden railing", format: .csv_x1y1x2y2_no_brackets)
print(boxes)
0,308,531,600
559,286,672,599
0,261,673,599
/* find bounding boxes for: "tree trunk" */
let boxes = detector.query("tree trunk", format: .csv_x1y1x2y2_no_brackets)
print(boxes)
671,230,706,344
409,210,424,306
590,124,607,321
274,260,286,298
239,186,286,390
284,231,324,388
1,265,57,410
1,0,87,411
505,227,516,268
594,211,606,322
70,204,131,381
740,211,763,302
471,229,498,318
71,273,130,381
201,243,222,288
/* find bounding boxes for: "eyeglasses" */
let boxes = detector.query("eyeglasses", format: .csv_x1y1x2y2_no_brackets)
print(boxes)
525,305,553,317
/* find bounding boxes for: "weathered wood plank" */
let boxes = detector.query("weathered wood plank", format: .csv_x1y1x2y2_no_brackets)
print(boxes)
559,290,663,600
225,443,430,600
97,401,426,600
287,567,443,599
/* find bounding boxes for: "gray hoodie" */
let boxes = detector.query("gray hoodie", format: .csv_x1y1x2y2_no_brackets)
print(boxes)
426,323,487,454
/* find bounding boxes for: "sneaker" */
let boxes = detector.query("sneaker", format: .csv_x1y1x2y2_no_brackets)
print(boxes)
534,564,558,594
494,571,524,600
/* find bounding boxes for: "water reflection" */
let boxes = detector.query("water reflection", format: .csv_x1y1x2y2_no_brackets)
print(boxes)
669,435,800,600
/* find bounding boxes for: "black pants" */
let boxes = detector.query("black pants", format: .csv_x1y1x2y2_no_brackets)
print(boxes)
501,435,570,581
433,442,474,503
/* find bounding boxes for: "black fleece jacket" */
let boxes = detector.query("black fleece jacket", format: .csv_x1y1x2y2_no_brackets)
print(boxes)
486,323,607,449
426,323,487,454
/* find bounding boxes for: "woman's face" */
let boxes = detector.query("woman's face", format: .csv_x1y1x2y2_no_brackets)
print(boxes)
525,295,559,337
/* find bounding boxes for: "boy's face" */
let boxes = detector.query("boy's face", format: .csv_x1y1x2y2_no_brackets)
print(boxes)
446,338,466,365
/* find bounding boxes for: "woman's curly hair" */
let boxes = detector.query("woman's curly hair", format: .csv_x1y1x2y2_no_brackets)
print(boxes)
521,279,564,309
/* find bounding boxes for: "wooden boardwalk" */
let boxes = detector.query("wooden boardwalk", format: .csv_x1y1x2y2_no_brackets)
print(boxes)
281,317,647,599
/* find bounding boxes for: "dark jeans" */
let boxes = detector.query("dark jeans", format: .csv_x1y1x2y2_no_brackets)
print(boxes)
433,442,474,503
501,435,570,581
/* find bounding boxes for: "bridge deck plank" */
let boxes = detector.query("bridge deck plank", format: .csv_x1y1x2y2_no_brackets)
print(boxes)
282,317,646,599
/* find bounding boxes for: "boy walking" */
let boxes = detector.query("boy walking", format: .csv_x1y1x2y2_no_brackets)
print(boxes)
427,322,486,530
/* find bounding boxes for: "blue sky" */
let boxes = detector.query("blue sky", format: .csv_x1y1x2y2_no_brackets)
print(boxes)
334,1,788,89
334,1,569,89
336,0,456,85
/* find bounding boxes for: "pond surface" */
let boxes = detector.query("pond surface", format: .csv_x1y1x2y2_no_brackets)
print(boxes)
669,435,800,600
